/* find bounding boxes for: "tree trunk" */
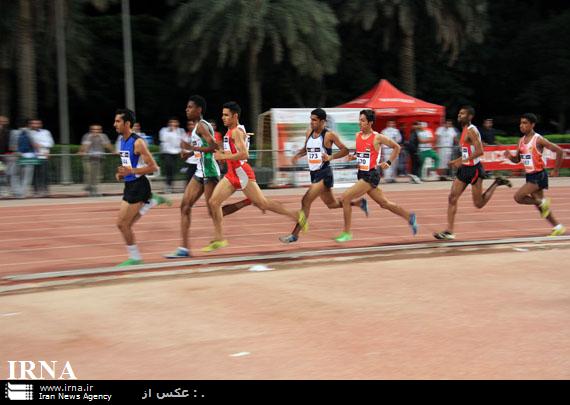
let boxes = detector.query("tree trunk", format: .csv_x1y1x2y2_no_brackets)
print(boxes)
399,31,416,96
248,42,262,141
0,47,11,117
18,0,37,120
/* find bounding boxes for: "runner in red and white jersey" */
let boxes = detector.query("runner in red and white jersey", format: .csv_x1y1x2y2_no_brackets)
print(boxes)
504,113,565,236
434,106,512,240
202,101,307,252
334,109,418,243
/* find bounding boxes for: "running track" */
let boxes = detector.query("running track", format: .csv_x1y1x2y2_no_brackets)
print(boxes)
1,184,569,278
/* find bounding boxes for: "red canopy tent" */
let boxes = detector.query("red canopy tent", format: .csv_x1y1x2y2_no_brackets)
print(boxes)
336,79,445,138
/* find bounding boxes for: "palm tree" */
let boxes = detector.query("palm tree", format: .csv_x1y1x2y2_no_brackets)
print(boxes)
161,0,340,134
341,0,488,95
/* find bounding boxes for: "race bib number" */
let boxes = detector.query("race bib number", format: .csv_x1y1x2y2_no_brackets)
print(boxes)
223,136,230,152
461,147,469,160
521,154,532,166
120,151,131,167
307,147,322,165
357,152,371,171
192,139,202,159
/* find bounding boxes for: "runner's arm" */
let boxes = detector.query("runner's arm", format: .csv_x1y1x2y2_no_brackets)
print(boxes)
376,133,400,166
292,129,311,164
192,122,218,153
538,137,563,176
323,131,349,162
467,128,484,160
503,149,521,163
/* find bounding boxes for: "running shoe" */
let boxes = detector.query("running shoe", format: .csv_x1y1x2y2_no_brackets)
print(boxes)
540,198,551,219
334,232,353,243
494,176,512,188
359,198,369,217
549,225,566,237
298,210,309,233
164,247,191,259
279,234,298,244
201,240,228,252
433,231,455,240
116,258,143,267
152,193,173,207
409,212,418,236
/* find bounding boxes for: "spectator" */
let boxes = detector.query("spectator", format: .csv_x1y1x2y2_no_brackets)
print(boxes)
0,116,12,197
159,117,184,193
418,122,440,180
134,122,153,145
405,121,422,183
380,120,402,183
479,118,496,146
79,124,114,196
436,119,459,180
31,119,54,197
13,119,38,198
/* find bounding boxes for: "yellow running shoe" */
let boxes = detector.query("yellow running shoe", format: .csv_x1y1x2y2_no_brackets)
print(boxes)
298,210,309,233
201,240,228,252
549,225,566,237
539,198,551,219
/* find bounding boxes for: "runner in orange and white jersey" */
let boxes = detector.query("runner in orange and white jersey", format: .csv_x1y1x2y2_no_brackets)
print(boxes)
504,113,565,236
434,106,512,240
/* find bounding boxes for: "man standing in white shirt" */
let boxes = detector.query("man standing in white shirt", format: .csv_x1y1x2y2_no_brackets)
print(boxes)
31,119,54,197
380,120,402,183
159,117,184,193
418,122,440,180
436,119,459,180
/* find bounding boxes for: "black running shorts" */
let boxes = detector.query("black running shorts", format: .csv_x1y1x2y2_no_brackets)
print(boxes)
123,176,152,204
310,165,334,189
526,170,548,190
358,167,382,188
457,162,486,185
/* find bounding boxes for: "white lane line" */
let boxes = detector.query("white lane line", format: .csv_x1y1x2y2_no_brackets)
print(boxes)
4,235,570,282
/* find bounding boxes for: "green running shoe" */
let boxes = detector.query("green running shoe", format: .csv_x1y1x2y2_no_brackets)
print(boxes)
334,232,353,243
116,258,143,267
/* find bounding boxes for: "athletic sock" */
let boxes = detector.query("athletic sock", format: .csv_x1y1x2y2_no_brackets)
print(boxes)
554,224,564,231
139,199,158,216
127,244,142,260
539,198,546,207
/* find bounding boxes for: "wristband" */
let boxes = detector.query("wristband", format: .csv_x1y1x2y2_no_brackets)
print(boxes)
386,160,392,166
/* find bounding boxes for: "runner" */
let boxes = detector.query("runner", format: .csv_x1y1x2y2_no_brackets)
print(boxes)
164,96,222,258
335,109,418,242
504,113,566,236
115,108,171,267
434,106,512,240
203,101,307,252
280,108,368,244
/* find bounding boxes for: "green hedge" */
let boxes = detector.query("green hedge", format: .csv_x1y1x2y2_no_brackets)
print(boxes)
495,134,570,145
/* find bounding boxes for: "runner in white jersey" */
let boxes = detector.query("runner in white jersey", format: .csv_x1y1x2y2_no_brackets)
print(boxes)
279,108,368,244
181,120,200,184
504,113,565,236
434,106,512,240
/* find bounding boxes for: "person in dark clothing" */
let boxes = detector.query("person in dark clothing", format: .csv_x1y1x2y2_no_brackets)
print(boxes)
480,118,496,146
406,122,422,183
